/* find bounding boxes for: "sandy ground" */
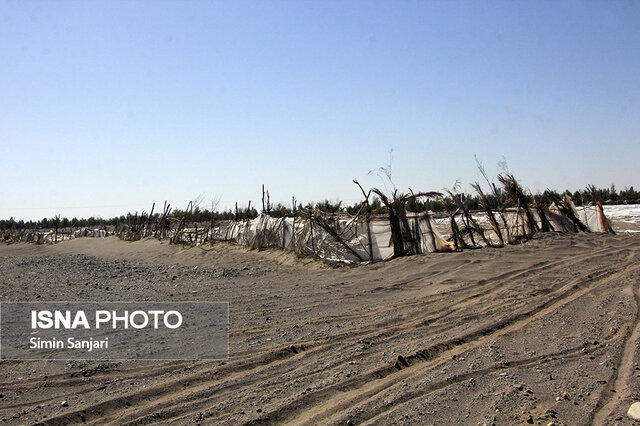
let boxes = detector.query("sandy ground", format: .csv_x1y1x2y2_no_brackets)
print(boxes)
1,231,640,425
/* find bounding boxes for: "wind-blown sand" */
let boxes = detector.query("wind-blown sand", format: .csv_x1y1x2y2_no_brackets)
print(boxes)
1,232,640,425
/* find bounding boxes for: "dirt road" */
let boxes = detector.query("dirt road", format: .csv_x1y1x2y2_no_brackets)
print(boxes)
1,233,639,425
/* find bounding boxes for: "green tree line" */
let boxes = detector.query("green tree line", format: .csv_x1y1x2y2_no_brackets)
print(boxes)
1,184,638,231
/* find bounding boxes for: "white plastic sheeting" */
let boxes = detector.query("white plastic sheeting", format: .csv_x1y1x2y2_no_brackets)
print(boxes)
5,228,109,244
433,202,615,249
72,228,109,238
188,200,616,261
574,205,613,233
207,213,450,262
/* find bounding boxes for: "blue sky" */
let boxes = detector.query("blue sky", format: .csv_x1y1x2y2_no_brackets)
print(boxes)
1,0,639,220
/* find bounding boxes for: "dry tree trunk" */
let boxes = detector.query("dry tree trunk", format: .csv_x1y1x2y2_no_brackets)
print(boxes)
353,180,374,260
308,208,316,255
54,215,60,244
144,202,155,238
533,196,554,233
545,191,590,232
445,189,492,247
208,201,216,245
443,192,479,249
154,201,166,239
315,214,364,261
491,183,512,243
421,209,438,252
474,158,510,243
499,174,539,238
368,187,440,258
441,197,466,250
291,196,297,250
471,182,504,246
171,201,192,245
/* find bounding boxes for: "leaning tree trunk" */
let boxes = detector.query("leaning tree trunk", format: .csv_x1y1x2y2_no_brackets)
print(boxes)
388,203,407,257
367,186,441,259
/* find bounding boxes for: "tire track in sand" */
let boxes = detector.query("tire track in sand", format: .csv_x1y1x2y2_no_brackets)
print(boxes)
266,262,640,426
590,278,640,425
101,253,628,425
30,244,638,425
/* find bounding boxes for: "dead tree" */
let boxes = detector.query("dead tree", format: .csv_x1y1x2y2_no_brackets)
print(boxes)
291,196,297,250
498,174,539,238
171,201,192,245
144,202,155,238
475,156,512,242
444,189,492,247
53,214,61,244
440,196,466,250
471,182,505,246
545,191,590,232
308,207,316,255
353,180,374,260
369,186,441,258
532,195,554,232
261,184,272,214
155,201,171,239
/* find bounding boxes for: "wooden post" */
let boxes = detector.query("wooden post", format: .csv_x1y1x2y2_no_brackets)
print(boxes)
309,208,316,255
291,197,297,250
